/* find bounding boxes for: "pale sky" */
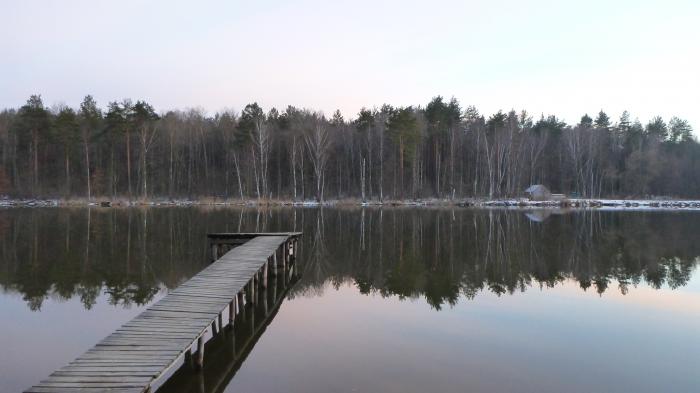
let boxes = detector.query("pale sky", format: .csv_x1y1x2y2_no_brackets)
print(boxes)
1,0,698,127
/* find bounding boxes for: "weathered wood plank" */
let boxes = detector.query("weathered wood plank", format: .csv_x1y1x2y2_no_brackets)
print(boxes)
34,382,147,388
52,371,158,377
26,388,142,393
59,364,162,370
41,376,153,383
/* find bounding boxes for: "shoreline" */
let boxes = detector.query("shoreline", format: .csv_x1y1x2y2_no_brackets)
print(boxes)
2,197,700,210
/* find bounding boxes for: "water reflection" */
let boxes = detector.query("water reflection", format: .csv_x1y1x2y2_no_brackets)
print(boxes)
3,207,699,393
0,208,698,313
0,208,209,310
291,208,699,310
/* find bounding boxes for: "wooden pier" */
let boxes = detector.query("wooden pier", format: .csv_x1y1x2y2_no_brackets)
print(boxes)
25,232,301,393
157,257,301,393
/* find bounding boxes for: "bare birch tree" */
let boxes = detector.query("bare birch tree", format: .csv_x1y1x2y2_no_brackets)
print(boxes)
305,114,331,202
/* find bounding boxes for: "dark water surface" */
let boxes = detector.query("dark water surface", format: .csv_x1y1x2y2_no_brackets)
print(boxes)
1,207,699,393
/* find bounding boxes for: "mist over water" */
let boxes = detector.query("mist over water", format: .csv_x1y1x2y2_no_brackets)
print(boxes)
1,207,699,392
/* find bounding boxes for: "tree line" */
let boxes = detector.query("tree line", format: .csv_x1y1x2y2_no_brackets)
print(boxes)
0,94,696,201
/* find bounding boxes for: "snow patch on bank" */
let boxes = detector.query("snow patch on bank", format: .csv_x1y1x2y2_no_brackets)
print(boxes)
474,198,700,210
0,198,59,207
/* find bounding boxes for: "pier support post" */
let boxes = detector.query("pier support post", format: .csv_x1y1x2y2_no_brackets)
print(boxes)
271,271,277,300
184,349,192,367
248,280,256,304
210,243,219,262
262,263,268,288
218,312,223,332
238,292,246,322
229,300,235,325
254,276,260,305
194,336,204,370
282,245,287,271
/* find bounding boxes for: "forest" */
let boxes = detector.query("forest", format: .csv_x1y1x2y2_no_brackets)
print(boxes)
0,94,696,201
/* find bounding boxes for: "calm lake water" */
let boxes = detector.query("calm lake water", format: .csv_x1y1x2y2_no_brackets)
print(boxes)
1,207,699,393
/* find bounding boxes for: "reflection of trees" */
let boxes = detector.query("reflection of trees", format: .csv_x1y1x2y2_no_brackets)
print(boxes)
1,207,699,312
296,210,331,297
291,208,700,310
0,208,219,310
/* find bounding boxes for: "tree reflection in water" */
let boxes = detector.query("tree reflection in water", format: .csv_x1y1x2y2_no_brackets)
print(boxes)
0,207,697,312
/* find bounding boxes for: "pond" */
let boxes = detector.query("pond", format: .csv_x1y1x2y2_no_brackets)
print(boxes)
1,207,699,393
